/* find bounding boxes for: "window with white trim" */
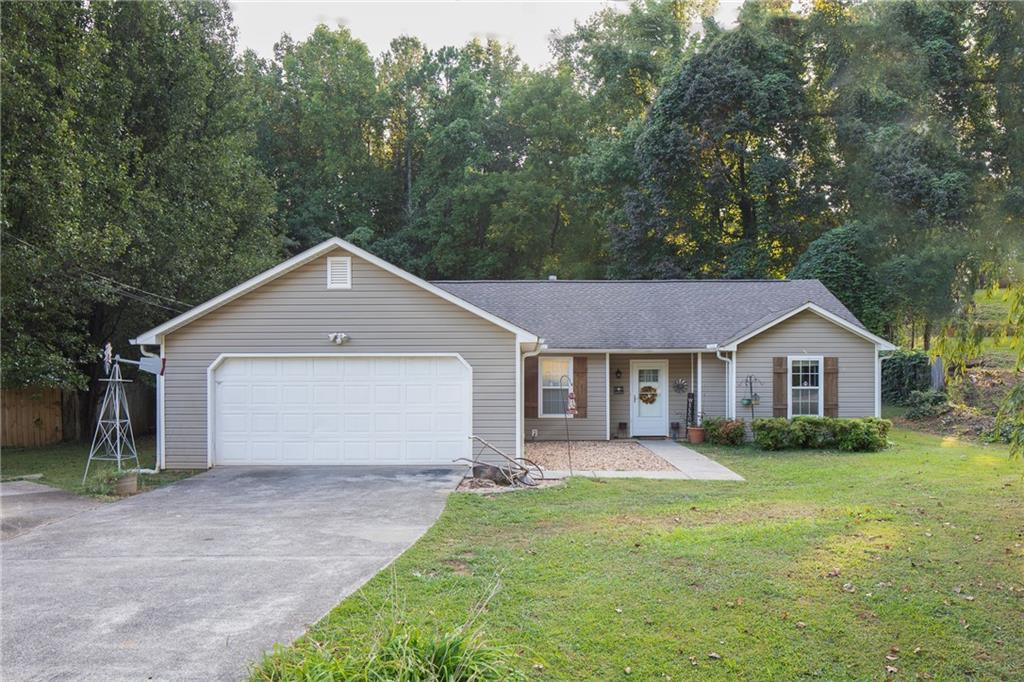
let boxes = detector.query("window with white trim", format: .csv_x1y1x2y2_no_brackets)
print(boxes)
789,356,823,417
327,256,352,289
539,356,573,417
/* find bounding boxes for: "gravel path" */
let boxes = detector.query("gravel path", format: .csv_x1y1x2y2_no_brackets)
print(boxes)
526,440,677,472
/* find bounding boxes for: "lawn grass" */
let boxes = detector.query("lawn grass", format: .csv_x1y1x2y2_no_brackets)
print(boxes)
1,437,197,498
253,429,1023,680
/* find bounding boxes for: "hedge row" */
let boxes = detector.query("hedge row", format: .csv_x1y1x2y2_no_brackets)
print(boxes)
751,416,892,452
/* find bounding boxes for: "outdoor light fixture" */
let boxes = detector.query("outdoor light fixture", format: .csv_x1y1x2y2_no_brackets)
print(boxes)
327,332,350,345
615,368,622,379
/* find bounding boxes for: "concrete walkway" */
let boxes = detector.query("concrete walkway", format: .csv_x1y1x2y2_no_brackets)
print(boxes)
541,440,743,481
640,439,744,480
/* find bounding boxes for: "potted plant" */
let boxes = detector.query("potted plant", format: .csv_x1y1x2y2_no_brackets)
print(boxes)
688,414,706,444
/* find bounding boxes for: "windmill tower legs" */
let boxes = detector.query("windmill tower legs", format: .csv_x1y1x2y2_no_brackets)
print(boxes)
82,362,140,484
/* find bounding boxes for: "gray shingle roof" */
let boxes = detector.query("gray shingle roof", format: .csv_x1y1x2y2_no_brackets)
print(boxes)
432,279,864,349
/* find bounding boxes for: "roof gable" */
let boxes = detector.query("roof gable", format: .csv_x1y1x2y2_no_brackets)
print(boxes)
131,238,539,345
719,302,896,350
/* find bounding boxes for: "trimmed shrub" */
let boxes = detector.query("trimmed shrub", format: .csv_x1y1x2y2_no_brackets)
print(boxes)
703,417,747,445
751,418,798,450
832,418,889,451
751,417,892,452
790,416,837,449
904,389,949,420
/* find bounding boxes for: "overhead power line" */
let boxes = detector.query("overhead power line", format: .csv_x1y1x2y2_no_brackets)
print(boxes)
2,232,194,312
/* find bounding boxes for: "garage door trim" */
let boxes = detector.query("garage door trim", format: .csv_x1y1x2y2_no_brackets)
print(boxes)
205,352,473,468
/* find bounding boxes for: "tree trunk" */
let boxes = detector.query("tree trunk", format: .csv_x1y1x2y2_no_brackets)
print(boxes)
923,321,932,351
404,108,413,221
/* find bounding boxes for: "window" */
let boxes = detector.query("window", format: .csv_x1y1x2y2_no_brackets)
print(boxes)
789,356,823,417
539,356,573,417
327,256,352,289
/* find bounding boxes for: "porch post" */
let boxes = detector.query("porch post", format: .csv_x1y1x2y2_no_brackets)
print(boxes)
696,352,702,422
605,352,611,440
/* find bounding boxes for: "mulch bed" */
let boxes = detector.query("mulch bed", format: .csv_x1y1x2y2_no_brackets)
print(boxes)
525,440,676,472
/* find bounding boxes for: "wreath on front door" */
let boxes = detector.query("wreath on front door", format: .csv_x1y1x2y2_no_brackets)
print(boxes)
639,385,658,404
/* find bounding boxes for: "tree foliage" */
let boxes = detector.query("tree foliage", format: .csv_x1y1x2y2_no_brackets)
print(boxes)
2,0,1021,408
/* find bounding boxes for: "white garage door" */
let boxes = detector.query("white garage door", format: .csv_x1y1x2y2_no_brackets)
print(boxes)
212,355,471,465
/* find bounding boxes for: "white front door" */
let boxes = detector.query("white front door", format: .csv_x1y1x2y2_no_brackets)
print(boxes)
630,359,668,437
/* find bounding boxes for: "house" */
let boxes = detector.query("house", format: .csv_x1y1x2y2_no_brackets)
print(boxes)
131,237,896,470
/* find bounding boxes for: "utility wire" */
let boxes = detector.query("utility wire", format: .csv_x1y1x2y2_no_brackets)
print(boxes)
3,232,193,310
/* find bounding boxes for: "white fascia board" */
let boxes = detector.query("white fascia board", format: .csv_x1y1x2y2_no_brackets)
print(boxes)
719,302,896,351
539,348,709,354
130,237,538,345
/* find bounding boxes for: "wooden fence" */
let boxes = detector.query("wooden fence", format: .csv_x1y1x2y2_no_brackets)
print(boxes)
1,388,63,448
2,384,155,448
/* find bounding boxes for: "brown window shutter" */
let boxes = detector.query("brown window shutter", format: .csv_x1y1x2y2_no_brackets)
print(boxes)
524,356,538,419
772,357,788,417
573,357,588,418
824,357,839,417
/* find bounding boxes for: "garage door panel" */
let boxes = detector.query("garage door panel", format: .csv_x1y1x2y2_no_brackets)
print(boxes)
213,356,471,465
343,384,370,404
406,413,433,432
281,384,308,404
313,413,339,433
436,384,463,404
344,440,371,462
251,385,278,404
374,384,401,403
405,384,432,404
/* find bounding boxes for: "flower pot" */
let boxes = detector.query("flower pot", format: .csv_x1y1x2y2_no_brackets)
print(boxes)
688,427,705,444
115,472,138,496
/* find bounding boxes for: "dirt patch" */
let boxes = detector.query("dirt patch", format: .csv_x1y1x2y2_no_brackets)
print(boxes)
456,477,565,494
525,440,676,472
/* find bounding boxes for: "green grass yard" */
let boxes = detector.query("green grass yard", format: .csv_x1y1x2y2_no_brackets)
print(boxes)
1,437,197,498
254,429,1023,680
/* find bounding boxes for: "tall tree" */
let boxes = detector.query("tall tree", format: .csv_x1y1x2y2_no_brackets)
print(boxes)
250,25,379,252
2,1,279,393
616,4,833,278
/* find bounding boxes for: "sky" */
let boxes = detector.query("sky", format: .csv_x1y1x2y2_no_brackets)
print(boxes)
229,1,744,68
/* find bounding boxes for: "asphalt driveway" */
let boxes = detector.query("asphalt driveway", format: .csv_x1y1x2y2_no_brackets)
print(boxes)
1,466,463,681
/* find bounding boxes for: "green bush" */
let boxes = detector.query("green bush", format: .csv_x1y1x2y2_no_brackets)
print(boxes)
751,418,799,450
904,389,949,420
832,418,889,451
790,416,836,448
703,417,747,445
751,417,892,452
882,350,933,405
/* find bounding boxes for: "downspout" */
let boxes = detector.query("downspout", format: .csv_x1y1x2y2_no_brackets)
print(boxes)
138,343,164,471
519,339,547,453
715,347,734,420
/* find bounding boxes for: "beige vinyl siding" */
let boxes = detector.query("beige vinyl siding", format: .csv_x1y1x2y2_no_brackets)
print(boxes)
700,352,728,418
608,354,694,437
734,310,876,420
162,247,516,469
526,354,607,440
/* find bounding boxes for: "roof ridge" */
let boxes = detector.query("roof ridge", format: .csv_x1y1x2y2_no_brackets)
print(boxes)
433,279,807,283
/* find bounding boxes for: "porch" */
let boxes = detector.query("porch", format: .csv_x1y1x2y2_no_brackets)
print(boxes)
524,351,729,443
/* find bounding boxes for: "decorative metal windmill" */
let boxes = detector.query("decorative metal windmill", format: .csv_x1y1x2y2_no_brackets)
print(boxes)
82,343,140,483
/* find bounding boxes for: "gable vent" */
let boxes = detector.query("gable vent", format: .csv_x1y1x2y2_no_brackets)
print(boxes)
326,256,352,289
